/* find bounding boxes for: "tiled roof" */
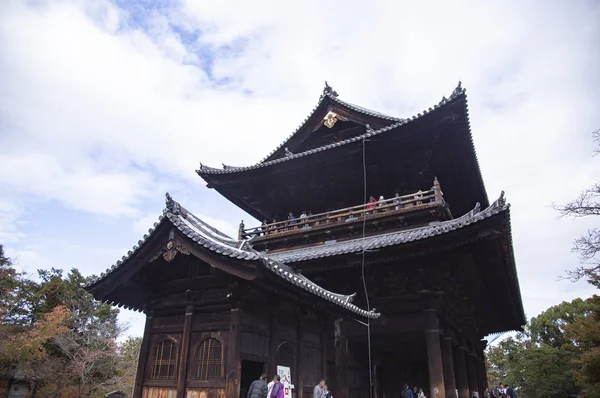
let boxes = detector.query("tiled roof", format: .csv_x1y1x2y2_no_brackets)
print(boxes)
84,194,380,319
256,82,403,164
269,192,508,264
197,82,465,175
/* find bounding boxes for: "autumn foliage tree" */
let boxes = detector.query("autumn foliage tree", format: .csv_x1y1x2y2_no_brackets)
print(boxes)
0,245,141,397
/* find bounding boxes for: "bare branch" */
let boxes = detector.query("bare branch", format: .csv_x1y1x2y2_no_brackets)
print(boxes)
552,183,600,218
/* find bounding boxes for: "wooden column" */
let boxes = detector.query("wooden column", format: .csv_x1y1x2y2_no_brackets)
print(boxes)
441,338,456,398
453,347,469,398
133,311,153,398
334,318,349,398
296,316,303,398
424,310,445,398
225,308,242,397
320,320,328,383
477,358,488,394
176,306,193,398
466,353,478,396
269,314,278,377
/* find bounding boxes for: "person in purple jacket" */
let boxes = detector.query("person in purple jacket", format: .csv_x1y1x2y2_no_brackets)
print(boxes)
270,375,284,398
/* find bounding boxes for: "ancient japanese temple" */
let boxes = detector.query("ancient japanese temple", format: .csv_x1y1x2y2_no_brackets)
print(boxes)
85,82,525,398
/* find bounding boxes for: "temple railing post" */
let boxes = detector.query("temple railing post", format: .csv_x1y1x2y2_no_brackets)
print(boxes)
433,177,443,203
238,220,245,240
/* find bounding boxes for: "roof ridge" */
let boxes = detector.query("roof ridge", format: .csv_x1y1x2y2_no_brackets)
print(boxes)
197,81,467,176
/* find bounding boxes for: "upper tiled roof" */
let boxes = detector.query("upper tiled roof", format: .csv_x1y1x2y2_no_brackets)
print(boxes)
269,192,508,264
197,82,465,175
84,194,379,319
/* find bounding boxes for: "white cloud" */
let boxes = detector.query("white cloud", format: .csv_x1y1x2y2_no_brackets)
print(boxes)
1,0,599,335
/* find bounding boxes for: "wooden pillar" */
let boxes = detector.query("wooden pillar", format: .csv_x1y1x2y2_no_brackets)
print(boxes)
424,309,445,398
133,311,153,398
296,316,303,398
176,306,193,398
320,320,328,383
441,338,456,398
466,353,478,396
269,314,278,377
453,347,469,398
334,318,349,398
477,358,487,395
225,308,242,397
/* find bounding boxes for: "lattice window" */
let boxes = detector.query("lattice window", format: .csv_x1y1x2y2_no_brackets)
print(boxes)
151,339,178,380
195,338,223,380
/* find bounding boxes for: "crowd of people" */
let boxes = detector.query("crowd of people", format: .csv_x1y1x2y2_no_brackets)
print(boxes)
486,384,518,398
400,383,518,398
402,384,427,398
247,374,332,398
258,191,424,236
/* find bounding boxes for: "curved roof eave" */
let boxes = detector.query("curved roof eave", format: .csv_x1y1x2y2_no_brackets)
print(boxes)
83,193,380,319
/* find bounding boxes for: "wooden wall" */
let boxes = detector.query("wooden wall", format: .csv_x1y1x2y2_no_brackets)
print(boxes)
139,300,332,398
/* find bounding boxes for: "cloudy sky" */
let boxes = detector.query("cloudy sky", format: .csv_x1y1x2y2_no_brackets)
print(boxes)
1,0,599,338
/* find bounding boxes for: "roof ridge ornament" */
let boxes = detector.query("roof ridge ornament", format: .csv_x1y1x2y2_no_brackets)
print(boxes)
497,191,506,208
323,81,339,98
451,80,464,98
165,192,180,215
284,147,293,157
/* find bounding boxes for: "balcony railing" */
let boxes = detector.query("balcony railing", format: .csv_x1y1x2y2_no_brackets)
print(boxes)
239,178,447,241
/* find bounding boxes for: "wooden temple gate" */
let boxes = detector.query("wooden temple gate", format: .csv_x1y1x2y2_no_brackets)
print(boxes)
86,82,524,398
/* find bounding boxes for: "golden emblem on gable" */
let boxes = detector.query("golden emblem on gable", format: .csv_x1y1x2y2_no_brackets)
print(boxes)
323,112,338,128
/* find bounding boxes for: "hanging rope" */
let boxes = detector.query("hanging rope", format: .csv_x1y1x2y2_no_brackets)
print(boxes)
361,137,374,398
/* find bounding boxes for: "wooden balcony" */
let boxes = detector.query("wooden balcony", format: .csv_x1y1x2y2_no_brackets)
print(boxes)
239,178,452,247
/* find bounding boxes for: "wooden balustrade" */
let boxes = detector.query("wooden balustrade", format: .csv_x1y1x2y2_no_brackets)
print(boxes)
239,178,446,240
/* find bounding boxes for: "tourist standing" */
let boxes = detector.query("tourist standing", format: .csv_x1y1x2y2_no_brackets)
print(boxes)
323,383,333,398
314,379,326,398
270,375,284,398
403,384,414,398
247,373,268,398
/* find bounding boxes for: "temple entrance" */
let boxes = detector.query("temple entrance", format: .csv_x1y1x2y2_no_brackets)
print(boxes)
240,360,265,398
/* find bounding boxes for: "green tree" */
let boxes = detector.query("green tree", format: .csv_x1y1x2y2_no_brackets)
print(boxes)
487,297,600,398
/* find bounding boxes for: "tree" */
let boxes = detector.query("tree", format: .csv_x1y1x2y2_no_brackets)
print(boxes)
487,296,600,398
554,129,600,288
0,246,70,372
0,244,139,397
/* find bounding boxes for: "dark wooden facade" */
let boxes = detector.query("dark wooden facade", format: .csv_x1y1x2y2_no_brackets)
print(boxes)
86,82,524,398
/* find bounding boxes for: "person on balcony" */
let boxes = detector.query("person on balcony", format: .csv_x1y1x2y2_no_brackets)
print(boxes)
288,212,297,230
366,196,377,215
394,192,402,210
378,195,386,211
261,220,268,236
268,219,277,234
299,211,309,228
414,190,424,205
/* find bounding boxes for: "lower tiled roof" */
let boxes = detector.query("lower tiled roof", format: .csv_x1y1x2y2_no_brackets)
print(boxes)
85,193,380,319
